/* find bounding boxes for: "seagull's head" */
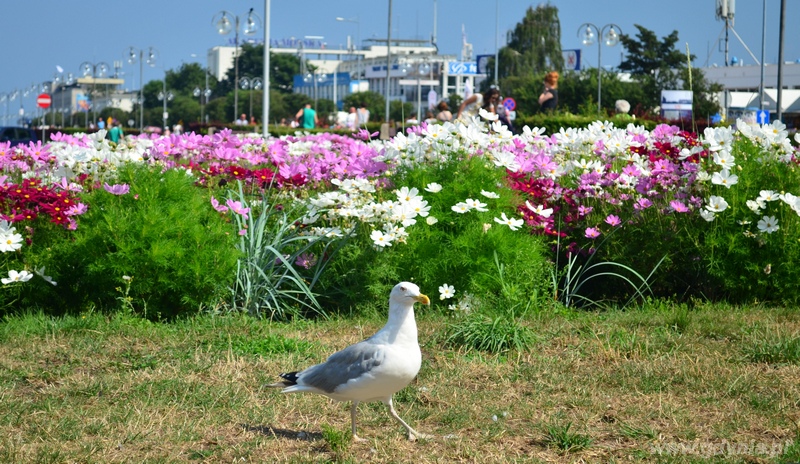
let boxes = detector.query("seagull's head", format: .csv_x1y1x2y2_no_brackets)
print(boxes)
391,282,430,307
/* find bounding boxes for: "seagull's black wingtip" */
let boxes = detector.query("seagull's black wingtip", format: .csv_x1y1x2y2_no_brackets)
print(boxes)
278,371,299,386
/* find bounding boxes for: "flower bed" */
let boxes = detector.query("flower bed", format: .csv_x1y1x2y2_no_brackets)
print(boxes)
1,117,799,316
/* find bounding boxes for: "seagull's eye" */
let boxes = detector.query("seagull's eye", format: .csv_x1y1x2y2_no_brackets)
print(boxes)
400,286,406,292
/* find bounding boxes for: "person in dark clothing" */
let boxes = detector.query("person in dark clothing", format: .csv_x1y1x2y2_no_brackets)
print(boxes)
538,71,559,112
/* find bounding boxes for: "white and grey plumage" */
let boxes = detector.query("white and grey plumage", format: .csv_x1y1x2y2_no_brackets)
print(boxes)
269,282,431,441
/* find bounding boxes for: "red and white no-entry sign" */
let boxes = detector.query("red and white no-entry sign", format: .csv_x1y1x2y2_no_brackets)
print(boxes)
36,93,52,109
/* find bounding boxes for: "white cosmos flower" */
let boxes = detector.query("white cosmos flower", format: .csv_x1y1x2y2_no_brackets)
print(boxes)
2,270,33,285
711,169,738,188
525,201,553,218
696,171,711,182
34,267,57,286
438,283,455,300
370,230,394,247
480,190,500,199
712,151,736,169
757,190,779,202
479,108,499,121
494,212,524,231
465,198,488,212
424,182,442,193
425,216,438,225
396,186,422,203
757,216,779,234
746,199,766,212
0,229,23,253
451,202,472,213
699,209,716,222
705,195,729,213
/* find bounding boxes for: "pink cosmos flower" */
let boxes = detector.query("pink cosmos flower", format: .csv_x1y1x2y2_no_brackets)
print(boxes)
669,200,689,213
585,227,601,239
226,199,251,220
634,198,653,210
65,203,89,216
210,196,229,213
103,183,130,195
604,215,621,226
295,253,318,269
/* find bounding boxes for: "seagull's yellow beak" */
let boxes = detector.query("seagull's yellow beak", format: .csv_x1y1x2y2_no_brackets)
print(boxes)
415,294,431,305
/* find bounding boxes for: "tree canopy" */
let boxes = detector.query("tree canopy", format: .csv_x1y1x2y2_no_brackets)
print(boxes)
617,24,720,115
491,4,563,94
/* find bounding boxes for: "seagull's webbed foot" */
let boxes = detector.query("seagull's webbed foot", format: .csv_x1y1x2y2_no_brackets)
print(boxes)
350,401,368,442
384,396,433,441
407,430,435,441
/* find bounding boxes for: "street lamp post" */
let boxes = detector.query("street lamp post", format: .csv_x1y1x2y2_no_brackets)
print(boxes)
0,93,7,125
213,8,260,121
578,23,621,114
79,61,111,127
240,76,263,126
8,91,18,125
303,72,325,112
157,77,174,133
127,46,158,132
336,16,361,84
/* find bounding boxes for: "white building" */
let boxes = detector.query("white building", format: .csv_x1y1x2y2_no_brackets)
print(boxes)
700,61,800,125
208,37,485,114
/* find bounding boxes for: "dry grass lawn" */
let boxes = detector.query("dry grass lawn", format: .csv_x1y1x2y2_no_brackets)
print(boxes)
1,304,799,463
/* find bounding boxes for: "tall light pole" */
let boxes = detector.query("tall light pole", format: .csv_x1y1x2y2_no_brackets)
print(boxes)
79,61,111,127
385,0,393,123
213,8,260,121
776,0,786,122
494,0,500,85
336,16,361,83
578,23,620,114
240,76,263,126
0,93,7,125
157,75,173,133
127,46,158,132
263,0,270,137
758,0,767,113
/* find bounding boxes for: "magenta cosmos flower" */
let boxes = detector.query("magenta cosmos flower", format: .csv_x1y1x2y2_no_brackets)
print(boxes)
103,183,130,195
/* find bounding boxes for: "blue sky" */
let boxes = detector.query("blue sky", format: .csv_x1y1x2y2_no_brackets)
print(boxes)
0,0,797,112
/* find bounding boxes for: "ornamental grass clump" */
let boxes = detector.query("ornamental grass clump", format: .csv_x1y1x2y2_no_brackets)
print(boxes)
224,181,345,320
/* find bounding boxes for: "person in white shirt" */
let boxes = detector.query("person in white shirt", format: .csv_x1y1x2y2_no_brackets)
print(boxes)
357,103,370,126
346,107,358,131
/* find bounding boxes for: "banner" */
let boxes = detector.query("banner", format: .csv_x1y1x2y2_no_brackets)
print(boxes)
660,90,693,119
563,49,581,71
476,55,493,75
76,94,91,112
447,61,479,75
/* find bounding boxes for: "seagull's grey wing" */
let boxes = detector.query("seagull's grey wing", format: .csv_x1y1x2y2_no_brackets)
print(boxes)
299,341,386,394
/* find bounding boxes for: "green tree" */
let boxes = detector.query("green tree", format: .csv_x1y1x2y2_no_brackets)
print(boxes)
618,25,691,109
217,44,301,97
166,63,214,97
617,25,721,117
495,4,563,91
342,91,385,122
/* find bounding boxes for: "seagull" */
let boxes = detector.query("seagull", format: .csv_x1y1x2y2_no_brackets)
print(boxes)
269,281,432,441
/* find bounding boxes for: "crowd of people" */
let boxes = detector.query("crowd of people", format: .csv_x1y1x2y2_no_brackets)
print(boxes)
232,71,569,135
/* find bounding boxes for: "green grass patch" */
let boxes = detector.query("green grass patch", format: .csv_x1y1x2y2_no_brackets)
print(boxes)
0,305,798,462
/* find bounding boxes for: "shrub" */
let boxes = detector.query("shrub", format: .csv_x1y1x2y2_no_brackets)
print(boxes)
24,164,240,318
320,154,552,315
